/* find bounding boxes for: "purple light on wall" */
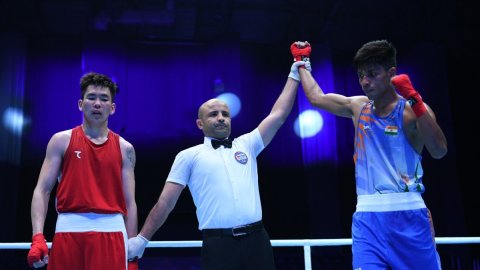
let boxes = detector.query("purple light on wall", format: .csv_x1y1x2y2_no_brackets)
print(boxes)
79,40,245,145
26,46,83,149
296,44,338,164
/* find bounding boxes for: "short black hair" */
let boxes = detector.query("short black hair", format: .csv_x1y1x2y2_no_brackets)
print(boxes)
353,40,397,71
79,72,119,100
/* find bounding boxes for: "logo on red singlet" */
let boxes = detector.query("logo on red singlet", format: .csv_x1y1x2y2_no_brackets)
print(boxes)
74,151,82,159
234,151,248,164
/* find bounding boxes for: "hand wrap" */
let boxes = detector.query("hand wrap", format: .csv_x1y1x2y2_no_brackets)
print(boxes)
290,42,311,62
391,74,427,117
27,233,49,268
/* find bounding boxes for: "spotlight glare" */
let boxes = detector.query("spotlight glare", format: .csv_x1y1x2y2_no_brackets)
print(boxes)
294,109,323,138
216,92,241,118
3,107,29,136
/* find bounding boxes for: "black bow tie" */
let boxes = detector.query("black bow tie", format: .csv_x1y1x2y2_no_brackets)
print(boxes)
211,138,232,149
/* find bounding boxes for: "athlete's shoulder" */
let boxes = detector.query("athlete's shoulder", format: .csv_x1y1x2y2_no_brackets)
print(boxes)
46,129,73,154
51,129,72,142
118,136,135,153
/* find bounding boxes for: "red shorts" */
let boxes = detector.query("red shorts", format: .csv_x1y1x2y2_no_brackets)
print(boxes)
48,231,127,270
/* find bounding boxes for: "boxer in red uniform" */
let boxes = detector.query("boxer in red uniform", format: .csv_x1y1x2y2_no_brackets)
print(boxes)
28,72,138,270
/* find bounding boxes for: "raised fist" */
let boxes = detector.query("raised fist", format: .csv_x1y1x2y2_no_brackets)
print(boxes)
290,41,311,61
391,74,427,117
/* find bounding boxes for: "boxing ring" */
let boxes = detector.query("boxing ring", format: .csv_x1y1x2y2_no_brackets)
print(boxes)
2,237,480,270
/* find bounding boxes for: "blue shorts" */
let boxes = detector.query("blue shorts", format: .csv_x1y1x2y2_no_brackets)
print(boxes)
352,193,441,270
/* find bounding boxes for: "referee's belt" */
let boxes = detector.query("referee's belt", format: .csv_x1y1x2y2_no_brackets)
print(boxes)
202,220,264,237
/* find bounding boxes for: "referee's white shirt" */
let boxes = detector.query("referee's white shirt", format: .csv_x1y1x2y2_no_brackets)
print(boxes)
166,128,265,230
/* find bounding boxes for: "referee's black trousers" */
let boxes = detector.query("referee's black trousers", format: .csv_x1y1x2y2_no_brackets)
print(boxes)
201,228,275,270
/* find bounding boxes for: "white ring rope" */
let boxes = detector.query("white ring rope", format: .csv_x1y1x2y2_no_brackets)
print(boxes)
2,237,479,249
3,237,479,270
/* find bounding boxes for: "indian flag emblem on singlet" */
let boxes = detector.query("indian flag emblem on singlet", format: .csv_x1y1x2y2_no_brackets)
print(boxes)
384,125,398,135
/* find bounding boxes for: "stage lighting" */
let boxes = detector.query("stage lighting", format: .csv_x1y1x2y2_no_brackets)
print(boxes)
2,107,30,136
216,92,241,118
294,109,323,138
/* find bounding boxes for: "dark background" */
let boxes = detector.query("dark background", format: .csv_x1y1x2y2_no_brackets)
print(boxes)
1,0,479,269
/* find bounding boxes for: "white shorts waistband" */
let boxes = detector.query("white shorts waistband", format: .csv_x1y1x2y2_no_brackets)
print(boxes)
356,192,426,212
55,212,126,233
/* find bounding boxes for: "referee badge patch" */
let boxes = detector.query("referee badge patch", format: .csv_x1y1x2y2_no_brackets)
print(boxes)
234,151,248,164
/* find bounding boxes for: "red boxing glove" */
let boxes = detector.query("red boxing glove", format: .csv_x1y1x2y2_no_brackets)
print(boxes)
391,74,427,117
128,260,139,270
290,41,311,62
27,233,49,268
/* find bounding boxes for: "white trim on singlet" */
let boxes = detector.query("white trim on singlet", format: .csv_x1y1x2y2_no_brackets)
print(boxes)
356,192,426,212
55,212,126,233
